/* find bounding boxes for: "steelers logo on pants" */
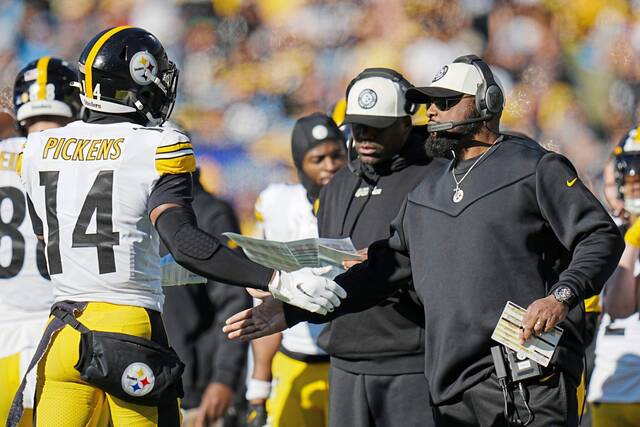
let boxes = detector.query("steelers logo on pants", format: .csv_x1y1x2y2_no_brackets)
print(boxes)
121,362,155,397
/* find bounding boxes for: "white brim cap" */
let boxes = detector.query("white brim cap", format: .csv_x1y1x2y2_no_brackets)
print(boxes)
406,62,483,102
344,76,409,128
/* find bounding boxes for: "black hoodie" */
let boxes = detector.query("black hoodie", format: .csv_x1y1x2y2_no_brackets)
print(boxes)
316,130,437,374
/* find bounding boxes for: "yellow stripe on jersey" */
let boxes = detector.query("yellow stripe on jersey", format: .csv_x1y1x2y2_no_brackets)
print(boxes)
634,125,640,143
313,198,320,216
85,26,132,99
36,56,50,101
155,141,193,155
15,141,26,176
584,295,601,313
155,154,196,175
15,152,22,176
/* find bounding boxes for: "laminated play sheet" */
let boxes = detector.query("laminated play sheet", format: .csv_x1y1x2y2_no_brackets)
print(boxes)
223,233,364,272
491,301,563,367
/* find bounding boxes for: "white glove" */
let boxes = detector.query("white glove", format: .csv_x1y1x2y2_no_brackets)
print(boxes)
268,268,347,314
311,265,343,280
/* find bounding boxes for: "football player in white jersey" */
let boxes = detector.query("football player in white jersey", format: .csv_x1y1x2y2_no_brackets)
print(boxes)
247,113,346,427
11,27,344,427
588,131,640,426
0,56,82,427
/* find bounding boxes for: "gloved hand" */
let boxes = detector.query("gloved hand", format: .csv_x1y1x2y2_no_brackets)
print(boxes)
625,218,640,248
312,265,343,280
246,403,268,427
267,268,347,315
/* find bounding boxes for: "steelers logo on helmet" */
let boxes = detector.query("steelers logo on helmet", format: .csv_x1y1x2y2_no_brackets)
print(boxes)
121,362,155,397
358,89,377,109
130,51,158,86
432,65,448,82
311,124,329,140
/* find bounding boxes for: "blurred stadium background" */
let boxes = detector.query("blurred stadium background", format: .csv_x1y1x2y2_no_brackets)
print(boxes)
1,0,638,232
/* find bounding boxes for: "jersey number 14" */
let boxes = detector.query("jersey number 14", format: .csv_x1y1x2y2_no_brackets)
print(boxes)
40,170,120,275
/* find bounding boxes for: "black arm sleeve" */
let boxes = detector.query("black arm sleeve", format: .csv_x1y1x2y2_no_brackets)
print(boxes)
155,206,274,290
148,173,194,214
536,153,625,306
284,198,414,325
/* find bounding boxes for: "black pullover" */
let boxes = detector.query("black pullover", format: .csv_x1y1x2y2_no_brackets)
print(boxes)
286,134,624,404
316,131,436,374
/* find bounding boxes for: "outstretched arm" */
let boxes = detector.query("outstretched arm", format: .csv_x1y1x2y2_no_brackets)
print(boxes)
149,174,346,314
224,198,415,340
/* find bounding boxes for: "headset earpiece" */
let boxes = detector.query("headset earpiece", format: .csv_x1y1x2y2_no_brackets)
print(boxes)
453,55,504,118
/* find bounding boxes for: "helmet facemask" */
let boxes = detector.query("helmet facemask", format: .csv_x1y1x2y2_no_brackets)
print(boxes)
615,153,640,215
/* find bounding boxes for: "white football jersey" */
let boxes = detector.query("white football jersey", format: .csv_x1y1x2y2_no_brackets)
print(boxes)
255,183,327,356
0,136,52,326
20,120,196,312
588,259,640,403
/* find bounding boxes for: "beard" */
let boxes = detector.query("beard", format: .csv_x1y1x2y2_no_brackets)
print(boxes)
424,112,485,158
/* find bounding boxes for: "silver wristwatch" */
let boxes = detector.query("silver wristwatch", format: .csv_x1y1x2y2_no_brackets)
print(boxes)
552,286,575,306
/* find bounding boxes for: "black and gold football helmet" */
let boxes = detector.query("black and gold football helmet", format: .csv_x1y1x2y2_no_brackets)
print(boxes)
614,127,640,214
78,26,179,126
13,56,81,134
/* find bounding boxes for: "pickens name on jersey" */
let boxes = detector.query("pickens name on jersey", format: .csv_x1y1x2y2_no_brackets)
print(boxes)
41,137,123,161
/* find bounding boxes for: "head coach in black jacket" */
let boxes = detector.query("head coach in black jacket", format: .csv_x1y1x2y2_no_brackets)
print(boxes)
224,56,625,427
316,68,436,427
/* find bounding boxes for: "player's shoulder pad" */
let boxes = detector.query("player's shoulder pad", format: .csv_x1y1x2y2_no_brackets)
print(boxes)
0,136,27,148
154,129,196,176
255,183,303,221
260,183,304,207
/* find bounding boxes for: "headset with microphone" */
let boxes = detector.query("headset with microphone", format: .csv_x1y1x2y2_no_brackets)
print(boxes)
344,68,417,177
426,55,504,133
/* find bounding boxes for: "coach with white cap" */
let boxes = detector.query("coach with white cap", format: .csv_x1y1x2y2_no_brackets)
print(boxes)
225,56,624,426
315,67,435,427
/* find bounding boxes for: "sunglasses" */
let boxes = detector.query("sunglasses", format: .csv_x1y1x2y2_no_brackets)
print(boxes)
429,95,469,111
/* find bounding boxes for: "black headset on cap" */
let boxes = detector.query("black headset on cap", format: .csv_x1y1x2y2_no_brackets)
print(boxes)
345,67,419,115
454,54,504,118
426,55,504,133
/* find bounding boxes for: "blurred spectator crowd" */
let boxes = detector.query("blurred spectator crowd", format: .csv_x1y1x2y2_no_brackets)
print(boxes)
2,0,640,230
